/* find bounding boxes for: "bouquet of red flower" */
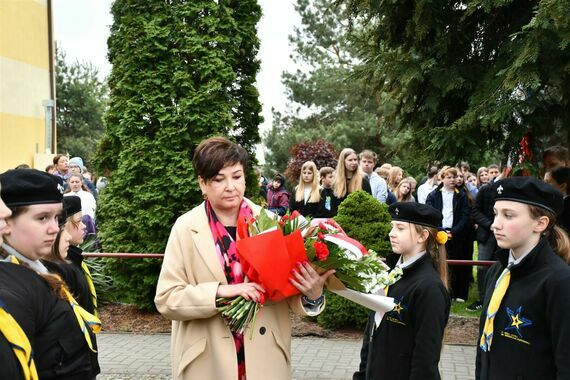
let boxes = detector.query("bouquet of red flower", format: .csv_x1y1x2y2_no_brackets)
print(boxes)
217,211,401,338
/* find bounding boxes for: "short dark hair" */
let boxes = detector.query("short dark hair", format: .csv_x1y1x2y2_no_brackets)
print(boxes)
53,154,67,165
192,137,248,181
488,164,500,170
319,167,334,177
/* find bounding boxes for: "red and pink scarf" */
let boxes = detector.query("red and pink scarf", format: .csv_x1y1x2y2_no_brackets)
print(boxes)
206,199,253,380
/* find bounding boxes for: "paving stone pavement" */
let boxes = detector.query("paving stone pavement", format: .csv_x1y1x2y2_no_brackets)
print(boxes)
97,333,476,379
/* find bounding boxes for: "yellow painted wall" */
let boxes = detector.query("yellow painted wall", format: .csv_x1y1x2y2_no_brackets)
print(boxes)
0,0,53,172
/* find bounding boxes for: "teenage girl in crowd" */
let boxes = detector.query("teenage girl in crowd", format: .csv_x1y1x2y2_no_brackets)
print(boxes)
476,167,489,188
476,177,570,379
65,173,97,221
395,178,415,202
354,202,450,380
387,166,404,193
289,161,320,217
426,167,471,302
0,169,100,379
43,195,98,315
333,148,372,205
545,166,570,233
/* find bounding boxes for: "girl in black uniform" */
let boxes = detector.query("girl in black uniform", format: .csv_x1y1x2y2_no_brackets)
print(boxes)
289,161,321,217
43,195,97,315
0,169,100,379
0,183,32,380
354,202,451,380
476,177,570,379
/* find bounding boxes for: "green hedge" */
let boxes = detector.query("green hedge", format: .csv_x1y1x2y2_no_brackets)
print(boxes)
316,191,392,329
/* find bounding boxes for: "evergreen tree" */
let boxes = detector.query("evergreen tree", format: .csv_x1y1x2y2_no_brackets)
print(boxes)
264,0,386,174
56,46,107,167
95,0,262,309
343,0,570,164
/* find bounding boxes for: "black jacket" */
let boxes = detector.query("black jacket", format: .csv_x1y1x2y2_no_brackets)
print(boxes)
471,183,496,242
0,262,99,379
337,177,373,205
0,331,24,380
475,238,570,380
289,188,319,218
354,253,450,380
425,186,470,237
315,187,339,218
43,246,95,315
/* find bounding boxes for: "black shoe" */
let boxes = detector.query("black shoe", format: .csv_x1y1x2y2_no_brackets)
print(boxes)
466,301,482,311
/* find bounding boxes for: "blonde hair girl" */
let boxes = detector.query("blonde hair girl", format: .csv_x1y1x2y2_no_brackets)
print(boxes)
395,179,415,202
333,148,371,199
290,161,321,217
387,166,404,192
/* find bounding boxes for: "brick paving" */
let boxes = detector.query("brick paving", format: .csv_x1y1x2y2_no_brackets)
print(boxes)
97,333,476,379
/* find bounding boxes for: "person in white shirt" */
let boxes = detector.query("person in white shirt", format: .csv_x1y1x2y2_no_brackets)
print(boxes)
359,150,388,204
417,166,439,204
65,174,96,221
426,167,470,302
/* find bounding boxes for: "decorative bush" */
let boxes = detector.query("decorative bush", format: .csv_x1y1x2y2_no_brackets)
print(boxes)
334,191,392,256
284,140,338,184
316,191,392,330
316,291,369,330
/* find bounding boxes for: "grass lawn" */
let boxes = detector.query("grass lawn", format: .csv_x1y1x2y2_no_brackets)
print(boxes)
450,242,483,318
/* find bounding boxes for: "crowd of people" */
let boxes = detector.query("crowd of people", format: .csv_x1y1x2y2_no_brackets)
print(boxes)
261,145,570,310
1,138,569,380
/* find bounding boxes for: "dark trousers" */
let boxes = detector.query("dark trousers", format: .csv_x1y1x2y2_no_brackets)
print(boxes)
446,235,471,300
476,235,497,301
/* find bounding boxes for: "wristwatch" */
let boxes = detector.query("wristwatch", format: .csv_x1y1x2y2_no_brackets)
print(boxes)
302,294,325,307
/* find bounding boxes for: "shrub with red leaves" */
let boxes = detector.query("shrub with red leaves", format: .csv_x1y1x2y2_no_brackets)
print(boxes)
284,140,338,184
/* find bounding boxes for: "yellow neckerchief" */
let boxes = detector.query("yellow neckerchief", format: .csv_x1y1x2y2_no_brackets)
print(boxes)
80,261,98,318
10,256,101,352
0,305,39,380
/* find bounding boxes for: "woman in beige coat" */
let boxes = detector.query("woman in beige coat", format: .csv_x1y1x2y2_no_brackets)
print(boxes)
155,137,334,380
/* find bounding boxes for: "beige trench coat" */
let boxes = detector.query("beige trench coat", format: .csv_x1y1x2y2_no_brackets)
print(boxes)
155,200,323,380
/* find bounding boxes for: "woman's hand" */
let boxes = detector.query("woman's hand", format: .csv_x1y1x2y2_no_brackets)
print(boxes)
290,261,335,301
216,283,265,302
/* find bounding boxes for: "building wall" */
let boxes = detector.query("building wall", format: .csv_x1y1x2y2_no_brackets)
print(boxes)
0,0,54,171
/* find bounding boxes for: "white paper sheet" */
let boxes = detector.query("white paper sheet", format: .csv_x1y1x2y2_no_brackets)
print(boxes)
329,287,395,325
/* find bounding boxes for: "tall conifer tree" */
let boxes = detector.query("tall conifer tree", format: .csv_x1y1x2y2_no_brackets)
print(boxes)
343,0,570,162
95,0,262,308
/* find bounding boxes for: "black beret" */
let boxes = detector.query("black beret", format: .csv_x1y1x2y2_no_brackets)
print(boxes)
60,195,82,225
388,202,443,229
493,176,563,214
0,169,64,207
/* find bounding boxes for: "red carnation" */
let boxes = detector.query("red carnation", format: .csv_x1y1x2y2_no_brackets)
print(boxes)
290,210,301,219
318,222,327,231
313,241,330,261
317,232,325,241
282,214,290,222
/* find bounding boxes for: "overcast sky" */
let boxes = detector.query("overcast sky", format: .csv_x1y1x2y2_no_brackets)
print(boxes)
52,0,300,152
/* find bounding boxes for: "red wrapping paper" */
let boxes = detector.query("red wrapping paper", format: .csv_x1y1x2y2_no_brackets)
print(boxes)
236,228,308,302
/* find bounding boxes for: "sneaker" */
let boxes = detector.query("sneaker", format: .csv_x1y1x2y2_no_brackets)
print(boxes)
467,301,483,311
